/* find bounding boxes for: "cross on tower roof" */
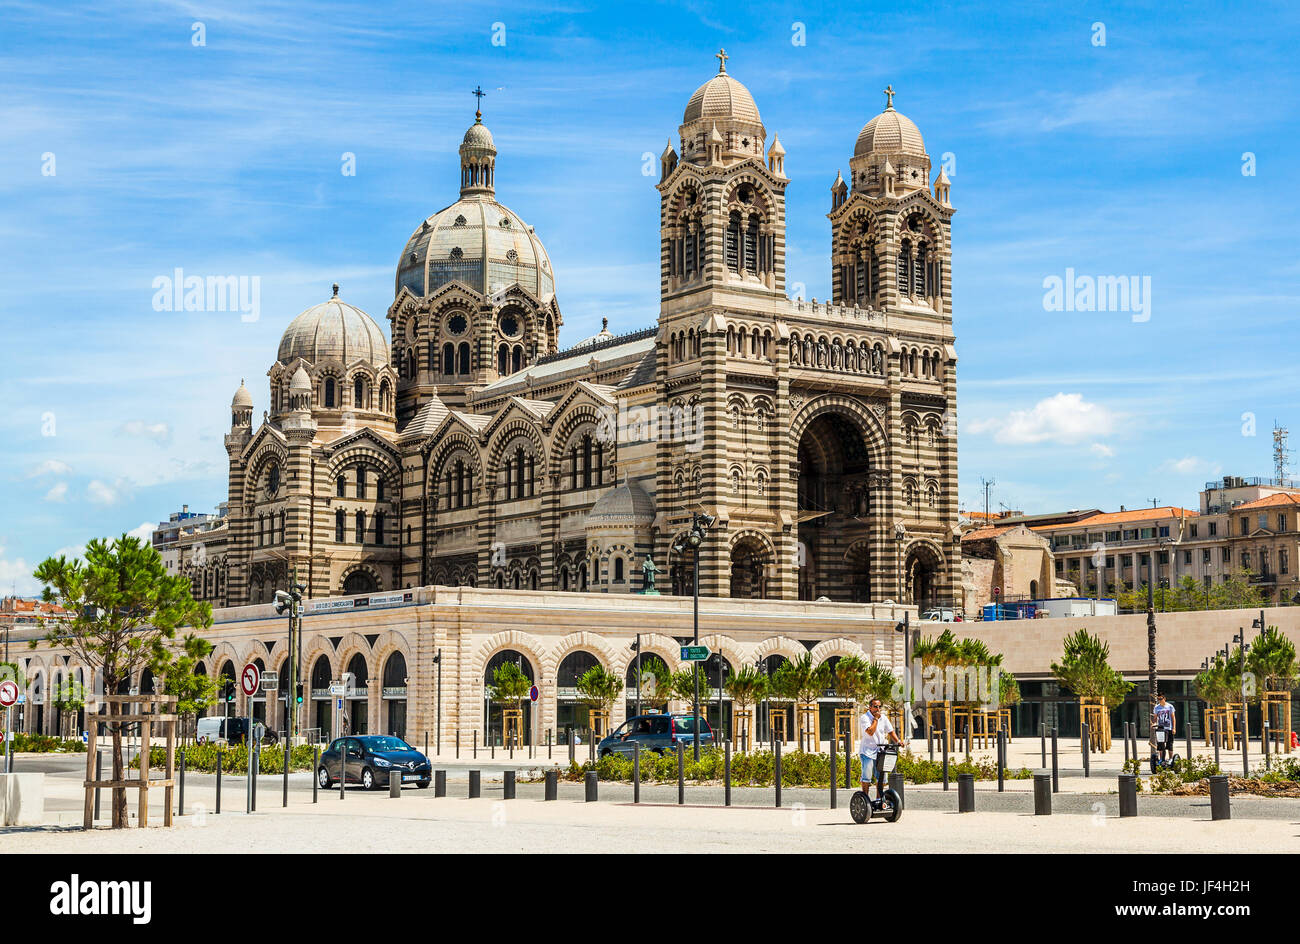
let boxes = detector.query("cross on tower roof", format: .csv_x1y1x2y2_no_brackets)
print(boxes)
716,48,728,73
472,84,486,118
883,84,896,109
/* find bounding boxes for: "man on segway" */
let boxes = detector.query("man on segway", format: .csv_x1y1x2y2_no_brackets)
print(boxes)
859,698,902,800
1151,691,1176,770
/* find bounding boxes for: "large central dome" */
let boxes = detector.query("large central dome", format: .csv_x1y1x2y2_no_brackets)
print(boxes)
395,113,555,304
395,197,555,303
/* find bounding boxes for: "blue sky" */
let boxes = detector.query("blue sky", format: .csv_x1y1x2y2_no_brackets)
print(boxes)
2,0,1298,593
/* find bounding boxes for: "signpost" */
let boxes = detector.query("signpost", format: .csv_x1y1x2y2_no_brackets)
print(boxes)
680,646,710,662
241,664,259,815
0,680,18,774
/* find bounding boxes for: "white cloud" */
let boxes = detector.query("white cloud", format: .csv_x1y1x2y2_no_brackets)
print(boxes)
27,459,72,478
119,420,171,443
86,478,132,505
126,521,155,542
43,482,67,502
968,393,1120,445
0,540,40,597
1161,456,1219,477
1090,443,1115,459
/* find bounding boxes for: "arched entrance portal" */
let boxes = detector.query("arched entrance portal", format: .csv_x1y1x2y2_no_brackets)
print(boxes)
344,653,369,735
556,650,601,743
483,650,535,747
382,652,408,739
729,537,771,599
343,570,377,595
310,655,333,740
905,543,944,611
796,410,878,601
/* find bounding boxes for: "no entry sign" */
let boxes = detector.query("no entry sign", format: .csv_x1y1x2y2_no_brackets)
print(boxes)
241,663,260,697
0,680,17,707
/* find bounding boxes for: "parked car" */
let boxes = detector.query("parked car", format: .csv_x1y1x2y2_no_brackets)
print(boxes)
317,735,432,790
597,712,714,758
921,607,962,622
196,716,277,745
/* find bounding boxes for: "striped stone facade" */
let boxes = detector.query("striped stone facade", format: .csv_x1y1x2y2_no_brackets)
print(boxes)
186,58,960,614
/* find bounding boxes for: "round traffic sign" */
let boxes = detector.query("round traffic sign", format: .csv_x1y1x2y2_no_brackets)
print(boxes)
529,685,539,703
241,663,260,696
0,680,18,707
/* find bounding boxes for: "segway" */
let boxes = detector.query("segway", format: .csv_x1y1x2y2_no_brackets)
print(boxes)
850,744,903,824
1148,728,1180,774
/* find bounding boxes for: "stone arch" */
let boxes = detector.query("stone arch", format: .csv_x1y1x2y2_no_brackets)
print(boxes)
751,636,807,664
543,631,616,682
485,419,546,491
810,637,868,667
789,394,888,467
472,630,549,683
340,562,382,595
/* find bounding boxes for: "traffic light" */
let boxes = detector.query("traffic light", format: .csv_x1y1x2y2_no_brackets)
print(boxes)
295,683,303,705
223,680,235,703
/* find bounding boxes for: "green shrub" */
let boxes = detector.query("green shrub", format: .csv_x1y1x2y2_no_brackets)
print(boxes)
10,733,87,753
130,742,319,774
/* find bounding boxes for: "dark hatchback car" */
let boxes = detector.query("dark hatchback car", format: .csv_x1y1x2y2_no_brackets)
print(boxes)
317,735,432,790
597,713,714,758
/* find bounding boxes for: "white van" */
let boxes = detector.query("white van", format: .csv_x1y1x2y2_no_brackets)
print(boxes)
196,716,252,745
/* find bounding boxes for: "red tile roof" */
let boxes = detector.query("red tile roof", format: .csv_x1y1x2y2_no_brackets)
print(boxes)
1030,506,1197,530
1233,492,1300,511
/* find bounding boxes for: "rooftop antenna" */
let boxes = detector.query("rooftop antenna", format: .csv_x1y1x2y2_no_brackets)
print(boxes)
980,477,996,519
1273,422,1290,485
1150,498,1160,508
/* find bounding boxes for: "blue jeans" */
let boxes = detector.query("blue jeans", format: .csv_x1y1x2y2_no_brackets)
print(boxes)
859,752,878,786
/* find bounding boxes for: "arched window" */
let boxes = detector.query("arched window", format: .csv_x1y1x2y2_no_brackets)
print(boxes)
726,211,741,272
376,476,384,501
614,557,624,582
497,344,509,375
336,475,345,497
374,512,385,544
744,214,760,271
915,243,928,297
335,508,344,543
353,375,364,408
458,342,470,374
897,241,911,293
405,349,416,378
443,343,455,375
324,377,336,408
354,510,365,544
512,345,523,373
356,466,366,499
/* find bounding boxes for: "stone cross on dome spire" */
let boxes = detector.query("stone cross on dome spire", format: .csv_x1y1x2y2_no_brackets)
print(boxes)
715,48,728,73
883,84,896,110
472,84,486,119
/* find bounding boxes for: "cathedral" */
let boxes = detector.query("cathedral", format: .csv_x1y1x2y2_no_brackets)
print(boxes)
201,53,960,612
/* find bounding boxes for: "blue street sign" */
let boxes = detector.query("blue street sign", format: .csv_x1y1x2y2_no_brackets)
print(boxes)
529,685,539,702
336,698,343,710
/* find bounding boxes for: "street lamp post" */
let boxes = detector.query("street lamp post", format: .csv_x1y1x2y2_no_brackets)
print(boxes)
273,575,305,740
673,512,715,761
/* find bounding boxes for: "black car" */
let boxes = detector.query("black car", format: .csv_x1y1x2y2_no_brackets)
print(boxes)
317,735,432,790
597,712,713,758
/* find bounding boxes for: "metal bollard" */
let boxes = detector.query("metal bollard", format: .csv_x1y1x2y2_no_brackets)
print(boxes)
339,748,345,801
389,771,401,798
830,740,837,809
957,772,974,812
312,748,319,803
633,744,640,804
548,728,552,760
215,752,222,814
283,741,290,808
1123,721,1130,764
888,771,904,808
1050,727,1059,793
94,748,103,821
1213,719,1221,769
1081,722,1090,778
941,730,949,790
1118,773,1138,817
473,729,477,760
1040,722,1046,768
724,740,732,807
544,769,557,801
468,770,480,799
677,741,685,805
503,770,516,800
1186,720,1193,762
997,729,1005,792
584,770,598,802
251,743,258,813
178,750,186,816
1033,772,1051,815
774,737,783,808
844,733,852,790
434,770,446,797
1263,722,1271,770
456,730,460,760
568,725,574,765
1209,774,1230,820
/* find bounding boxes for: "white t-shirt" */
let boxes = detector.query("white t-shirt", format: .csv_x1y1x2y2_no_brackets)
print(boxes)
859,710,894,755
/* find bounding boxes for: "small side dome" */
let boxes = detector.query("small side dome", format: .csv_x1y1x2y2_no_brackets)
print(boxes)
290,365,312,392
231,379,254,409
462,116,495,149
586,479,656,528
575,317,614,347
278,290,389,368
